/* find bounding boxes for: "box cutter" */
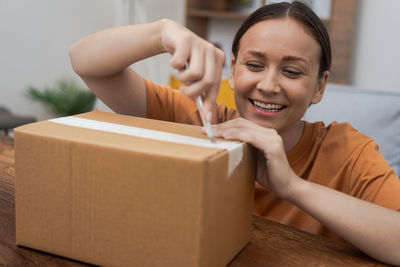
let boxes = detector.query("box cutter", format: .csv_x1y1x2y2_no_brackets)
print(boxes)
185,62,216,143
195,96,216,143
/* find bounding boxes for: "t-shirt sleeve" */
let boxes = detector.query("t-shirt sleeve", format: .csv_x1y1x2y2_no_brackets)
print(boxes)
348,140,400,211
144,78,239,125
145,78,200,124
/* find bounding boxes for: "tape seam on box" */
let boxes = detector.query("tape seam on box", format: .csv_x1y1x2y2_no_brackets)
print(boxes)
49,116,243,176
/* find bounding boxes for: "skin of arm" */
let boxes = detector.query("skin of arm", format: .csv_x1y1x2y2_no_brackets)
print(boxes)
209,118,400,266
69,19,224,120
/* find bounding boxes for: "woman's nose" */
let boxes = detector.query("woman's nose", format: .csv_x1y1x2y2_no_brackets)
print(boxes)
256,69,281,94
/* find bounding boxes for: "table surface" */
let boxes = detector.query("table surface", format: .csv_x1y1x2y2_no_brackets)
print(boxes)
0,135,389,266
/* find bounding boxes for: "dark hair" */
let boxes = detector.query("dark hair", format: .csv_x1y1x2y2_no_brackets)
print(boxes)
231,1,331,78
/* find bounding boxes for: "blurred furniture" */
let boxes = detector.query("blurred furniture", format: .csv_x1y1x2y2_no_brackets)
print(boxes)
0,136,386,266
0,107,36,136
304,84,400,176
185,0,357,84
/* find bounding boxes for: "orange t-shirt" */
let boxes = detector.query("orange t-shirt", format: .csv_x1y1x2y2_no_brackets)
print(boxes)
145,79,400,242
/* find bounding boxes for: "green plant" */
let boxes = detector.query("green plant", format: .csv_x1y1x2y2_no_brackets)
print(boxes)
26,78,97,116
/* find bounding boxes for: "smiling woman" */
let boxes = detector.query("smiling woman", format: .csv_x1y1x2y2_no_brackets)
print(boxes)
229,19,327,140
69,1,400,265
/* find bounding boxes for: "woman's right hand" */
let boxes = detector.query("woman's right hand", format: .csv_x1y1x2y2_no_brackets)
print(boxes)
160,20,225,123
70,19,224,120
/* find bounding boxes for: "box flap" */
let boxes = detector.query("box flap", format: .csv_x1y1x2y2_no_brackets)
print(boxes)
15,111,243,174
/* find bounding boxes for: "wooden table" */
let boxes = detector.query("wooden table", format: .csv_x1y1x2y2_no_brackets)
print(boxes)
0,135,389,266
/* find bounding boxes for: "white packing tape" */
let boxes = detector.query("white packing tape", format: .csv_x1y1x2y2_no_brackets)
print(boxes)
49,116,243,176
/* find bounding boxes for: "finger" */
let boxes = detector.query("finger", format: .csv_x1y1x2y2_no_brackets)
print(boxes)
183,44,221,90
178,81,203,99
211,119,278,143
210,118,248,136
202,90,218,123
170,39,191,70
222,129,275,154
177,45,205,83
178,84,189,94
184,48,221,119
179,45,223,103
221,129,255,144
203,48,224,121
209,119,245,138
217,118,278,134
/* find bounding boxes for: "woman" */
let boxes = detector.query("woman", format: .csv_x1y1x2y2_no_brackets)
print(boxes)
69,1,400,265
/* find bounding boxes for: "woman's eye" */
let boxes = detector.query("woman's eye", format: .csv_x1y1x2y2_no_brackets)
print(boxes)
245,63,263,71
284,69,302,78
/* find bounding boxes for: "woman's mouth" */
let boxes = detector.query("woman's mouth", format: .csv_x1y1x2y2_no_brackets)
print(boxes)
250,99,286,114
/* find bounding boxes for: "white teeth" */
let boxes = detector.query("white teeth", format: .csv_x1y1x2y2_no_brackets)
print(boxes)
253,100,285,112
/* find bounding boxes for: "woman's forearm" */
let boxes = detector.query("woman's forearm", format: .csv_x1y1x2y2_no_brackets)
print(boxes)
69,19,167,78
69,18,224,118
289,178,400,265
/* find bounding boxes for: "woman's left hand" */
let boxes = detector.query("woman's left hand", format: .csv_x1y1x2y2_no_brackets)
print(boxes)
209,118,302,200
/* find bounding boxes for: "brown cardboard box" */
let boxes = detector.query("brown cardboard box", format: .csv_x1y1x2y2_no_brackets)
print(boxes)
14,110,255,267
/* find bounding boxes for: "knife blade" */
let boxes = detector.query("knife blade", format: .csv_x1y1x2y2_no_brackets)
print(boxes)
195,96,216,143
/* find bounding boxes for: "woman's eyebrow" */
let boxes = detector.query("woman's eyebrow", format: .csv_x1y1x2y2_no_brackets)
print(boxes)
282,55,309,65
246,50,265,59
245,51,309,66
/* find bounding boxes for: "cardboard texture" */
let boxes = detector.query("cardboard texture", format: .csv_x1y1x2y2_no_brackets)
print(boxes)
14,110,255,267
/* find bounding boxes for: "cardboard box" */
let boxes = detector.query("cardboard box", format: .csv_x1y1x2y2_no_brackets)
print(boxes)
14,110,255,267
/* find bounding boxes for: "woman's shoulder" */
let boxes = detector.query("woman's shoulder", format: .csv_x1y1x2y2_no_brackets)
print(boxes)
290,120,376,168
307,120,374,148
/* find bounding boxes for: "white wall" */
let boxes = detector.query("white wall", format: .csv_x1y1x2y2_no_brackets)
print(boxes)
0,0,115,120
351,0,400,92
0,0,183,121
125,0,184,86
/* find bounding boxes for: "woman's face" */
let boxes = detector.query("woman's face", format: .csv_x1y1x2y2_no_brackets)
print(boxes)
230,18,328,133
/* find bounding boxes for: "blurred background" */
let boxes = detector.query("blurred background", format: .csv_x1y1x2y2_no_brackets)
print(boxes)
1,0,400,123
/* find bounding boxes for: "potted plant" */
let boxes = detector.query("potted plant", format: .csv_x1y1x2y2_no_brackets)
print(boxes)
26,78,97,116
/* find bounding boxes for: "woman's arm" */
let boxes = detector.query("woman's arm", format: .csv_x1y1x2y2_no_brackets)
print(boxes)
69,19,225,119
210,118,400,266
290,176,400,265
69,20,165,117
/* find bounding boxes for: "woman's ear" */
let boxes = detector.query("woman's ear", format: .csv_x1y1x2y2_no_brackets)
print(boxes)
311,71,329,104
229,58,236,89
